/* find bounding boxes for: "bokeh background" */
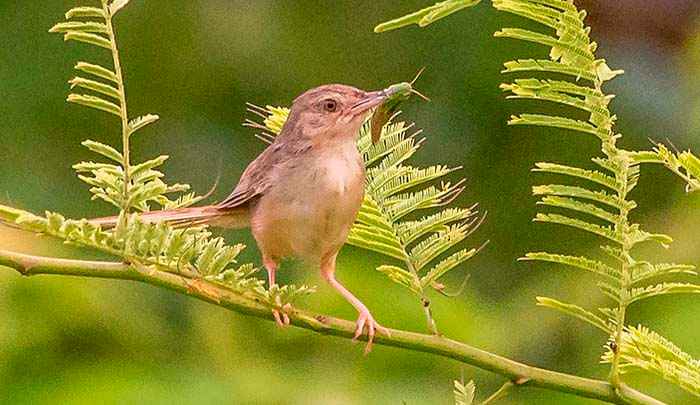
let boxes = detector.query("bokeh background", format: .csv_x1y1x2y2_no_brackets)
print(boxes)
1,1,699,404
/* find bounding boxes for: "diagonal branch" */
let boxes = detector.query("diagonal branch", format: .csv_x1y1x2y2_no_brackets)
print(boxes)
0,248,663,405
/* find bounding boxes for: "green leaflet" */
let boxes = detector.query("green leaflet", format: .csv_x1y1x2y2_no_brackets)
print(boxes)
509,114,608,140
536,297,612,333
378,265,420,294
398,207,476,245
81,140,123,163
64,31,112,49
75,62,118,83
502,78,614,129
532,184,632,210
374,0,481,33
65,6,105,19
453,380,476,405
409,223,474,270
534,213,620,243
69,77,120,100
386,182,465,221
601,326,700,397
502,59,596,82
537,196,618,224
495,28,594,68
643,144,700,192
129,114,160,133
630,262,697,284
628,283,700,305
422,248,478,289
50,22,108,34
522,252,620,281
533,162,619,191
68,94,121,116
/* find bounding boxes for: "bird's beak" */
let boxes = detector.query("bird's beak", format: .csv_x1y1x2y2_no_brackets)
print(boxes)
350,87,397,115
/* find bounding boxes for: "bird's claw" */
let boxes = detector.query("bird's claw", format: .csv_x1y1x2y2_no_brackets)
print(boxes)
352,309,390,355
272,303,292,327
272,309,290,327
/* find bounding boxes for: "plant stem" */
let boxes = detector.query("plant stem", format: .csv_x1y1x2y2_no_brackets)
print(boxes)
609,155,633,388
0,248,664,405
102,0,131,212
480,381,514,405
405,259,440,335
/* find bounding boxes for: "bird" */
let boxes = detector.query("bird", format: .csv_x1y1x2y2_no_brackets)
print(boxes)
92,84,397,350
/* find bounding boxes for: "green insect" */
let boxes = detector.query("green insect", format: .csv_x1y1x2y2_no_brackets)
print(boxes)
371,68,429,144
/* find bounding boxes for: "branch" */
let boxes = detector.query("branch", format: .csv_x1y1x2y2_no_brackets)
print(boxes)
0,249,664,405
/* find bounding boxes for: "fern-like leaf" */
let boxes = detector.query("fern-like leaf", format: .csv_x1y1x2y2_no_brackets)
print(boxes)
453,379,476,405
53,2,202,213
628,283,700,305
495,0,697,391
537,297,613,333
75,62,118,83
374,0,482,33
601,326,700,398
522,252,620,281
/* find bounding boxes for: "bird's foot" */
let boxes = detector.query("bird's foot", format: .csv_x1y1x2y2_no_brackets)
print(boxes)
352,309,390,354
272,303,291,328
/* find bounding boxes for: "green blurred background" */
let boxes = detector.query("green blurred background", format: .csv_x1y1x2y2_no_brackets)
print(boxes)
1,1,699,403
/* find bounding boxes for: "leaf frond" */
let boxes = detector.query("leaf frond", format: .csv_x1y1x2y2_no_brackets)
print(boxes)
533,162,619,191
628,283,700,305
374,0,481,33
536,297,613,333
67,93,121,116
522,252,620,281
454,379,476,405
601,325,700,398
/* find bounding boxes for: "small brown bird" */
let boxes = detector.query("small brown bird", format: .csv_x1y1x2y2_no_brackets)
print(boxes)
94,84,396,348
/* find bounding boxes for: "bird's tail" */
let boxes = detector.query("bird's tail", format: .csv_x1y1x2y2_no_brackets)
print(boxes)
89,205,249,229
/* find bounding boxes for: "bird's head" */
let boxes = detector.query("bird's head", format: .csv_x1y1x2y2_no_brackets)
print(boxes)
285,84,395,142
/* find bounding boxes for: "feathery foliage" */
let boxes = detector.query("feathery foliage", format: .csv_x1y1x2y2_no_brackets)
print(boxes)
493,0,700,394
376,0,700,398
246,104,483,334
50,0,203,213
631,144,700,193
0,203,314,309
453,379,476,405
601,325,700,397
374,0,482,33
18,1,314,311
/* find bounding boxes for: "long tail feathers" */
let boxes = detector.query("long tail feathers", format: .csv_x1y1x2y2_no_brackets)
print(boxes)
89,205,249,229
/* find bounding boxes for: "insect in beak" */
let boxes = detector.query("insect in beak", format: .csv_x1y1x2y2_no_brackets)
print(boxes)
369,68,430,144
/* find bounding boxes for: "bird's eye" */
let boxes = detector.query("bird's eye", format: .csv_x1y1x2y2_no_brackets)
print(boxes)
323,99,338,112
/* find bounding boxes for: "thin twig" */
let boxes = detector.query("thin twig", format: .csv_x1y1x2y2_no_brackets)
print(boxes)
0,249,664,405
480,381,514,405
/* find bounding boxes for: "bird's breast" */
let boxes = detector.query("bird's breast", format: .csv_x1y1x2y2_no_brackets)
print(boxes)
251,140,365,262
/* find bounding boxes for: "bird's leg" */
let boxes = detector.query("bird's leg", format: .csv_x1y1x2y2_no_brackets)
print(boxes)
320,254,389,354
263,256,289,327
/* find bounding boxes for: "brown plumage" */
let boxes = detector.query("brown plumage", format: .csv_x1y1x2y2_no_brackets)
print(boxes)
93,84,396,351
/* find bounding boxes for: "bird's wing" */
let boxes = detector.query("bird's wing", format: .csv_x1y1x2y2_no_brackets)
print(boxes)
217,131,313,210
216,145,278,209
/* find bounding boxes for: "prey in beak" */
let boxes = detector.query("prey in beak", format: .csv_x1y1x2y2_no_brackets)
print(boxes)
367,70,430,144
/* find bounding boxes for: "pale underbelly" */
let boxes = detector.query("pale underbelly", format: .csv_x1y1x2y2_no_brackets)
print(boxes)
250,154,364,262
